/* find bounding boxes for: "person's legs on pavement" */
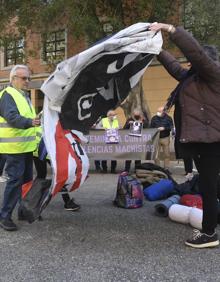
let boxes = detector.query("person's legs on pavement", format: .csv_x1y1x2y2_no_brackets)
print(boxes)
124,160,131,172
135,160,141,169
18,153,35,221
0,154,5,174
185,154,220,248
161,137,170,169
94,160,101,172
61,186,80,211
33,156,47,179
183,157,193,174
33,155,80,212
155,139,162,167
111,160,117,173
101,160,107,173
0,154,7,182
0,153,26,231
183,157,194,180
23,153,33,185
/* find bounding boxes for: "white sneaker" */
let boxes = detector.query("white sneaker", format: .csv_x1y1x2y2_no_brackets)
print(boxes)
0,175,8,183
185,172,194,181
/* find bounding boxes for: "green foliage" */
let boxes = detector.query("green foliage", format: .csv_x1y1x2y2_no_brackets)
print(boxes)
136,0,173,22
65,1,104,43
184,0,220,48
0,0,173,44
0,0,171,69
1,1,219,53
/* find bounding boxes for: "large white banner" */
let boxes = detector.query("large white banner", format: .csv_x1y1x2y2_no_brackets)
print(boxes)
23,23,162,218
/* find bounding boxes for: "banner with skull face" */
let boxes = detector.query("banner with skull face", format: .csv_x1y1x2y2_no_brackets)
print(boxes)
39,22,162,209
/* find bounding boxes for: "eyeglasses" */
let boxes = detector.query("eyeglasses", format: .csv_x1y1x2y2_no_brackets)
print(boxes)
14,76,31,81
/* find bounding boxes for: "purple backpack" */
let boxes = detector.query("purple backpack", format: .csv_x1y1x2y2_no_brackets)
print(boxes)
113,172,143,209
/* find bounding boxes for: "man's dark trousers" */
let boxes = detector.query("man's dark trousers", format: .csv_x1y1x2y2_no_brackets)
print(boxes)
0,154,6,175
0,152,33,219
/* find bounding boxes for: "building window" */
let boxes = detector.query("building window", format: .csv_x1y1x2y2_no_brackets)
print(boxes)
4,38,25,67
42,30,66,63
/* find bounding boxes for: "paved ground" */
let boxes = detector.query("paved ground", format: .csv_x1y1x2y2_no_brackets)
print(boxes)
0,160,220,282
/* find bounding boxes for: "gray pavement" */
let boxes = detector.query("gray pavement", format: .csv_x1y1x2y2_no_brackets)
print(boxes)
0,160,220,282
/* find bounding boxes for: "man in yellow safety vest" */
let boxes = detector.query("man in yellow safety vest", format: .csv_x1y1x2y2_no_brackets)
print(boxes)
0,64,40,231
100,110,120,173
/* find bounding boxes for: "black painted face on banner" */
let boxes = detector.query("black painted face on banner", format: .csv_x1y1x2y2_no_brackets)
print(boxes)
77,93,97,121
60,52,154,133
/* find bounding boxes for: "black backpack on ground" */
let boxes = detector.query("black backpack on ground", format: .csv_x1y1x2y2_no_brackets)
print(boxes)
20,178,52,223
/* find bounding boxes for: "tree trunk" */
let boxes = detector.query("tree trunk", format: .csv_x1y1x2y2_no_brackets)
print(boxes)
120,77,151,125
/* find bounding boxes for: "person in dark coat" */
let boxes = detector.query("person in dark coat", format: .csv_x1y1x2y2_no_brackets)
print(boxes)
150,106,174,170
149,22,220,248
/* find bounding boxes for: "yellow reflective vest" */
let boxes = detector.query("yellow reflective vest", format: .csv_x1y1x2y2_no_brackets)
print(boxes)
0,86,37,154
101,117,119,129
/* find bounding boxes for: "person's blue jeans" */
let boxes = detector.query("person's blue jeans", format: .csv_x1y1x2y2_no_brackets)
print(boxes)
0,152,33,219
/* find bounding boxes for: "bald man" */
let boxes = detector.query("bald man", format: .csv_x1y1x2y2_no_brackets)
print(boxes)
150,107,174,169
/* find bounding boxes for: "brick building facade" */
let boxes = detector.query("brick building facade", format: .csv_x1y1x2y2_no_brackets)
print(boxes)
0,1,185,124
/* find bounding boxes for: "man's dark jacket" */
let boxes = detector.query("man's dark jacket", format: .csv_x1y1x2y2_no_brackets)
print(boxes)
150,114,173,138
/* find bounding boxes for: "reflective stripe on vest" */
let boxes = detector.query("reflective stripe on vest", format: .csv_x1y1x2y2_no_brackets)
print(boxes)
102,117,119,129
0,122,11,128
0,86,37,154
0,136,36,142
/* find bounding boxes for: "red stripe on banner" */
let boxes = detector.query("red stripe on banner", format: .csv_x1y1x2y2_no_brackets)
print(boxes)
53,121,83,196
68,133,82,191
53,121,70,196
22,180,33,198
